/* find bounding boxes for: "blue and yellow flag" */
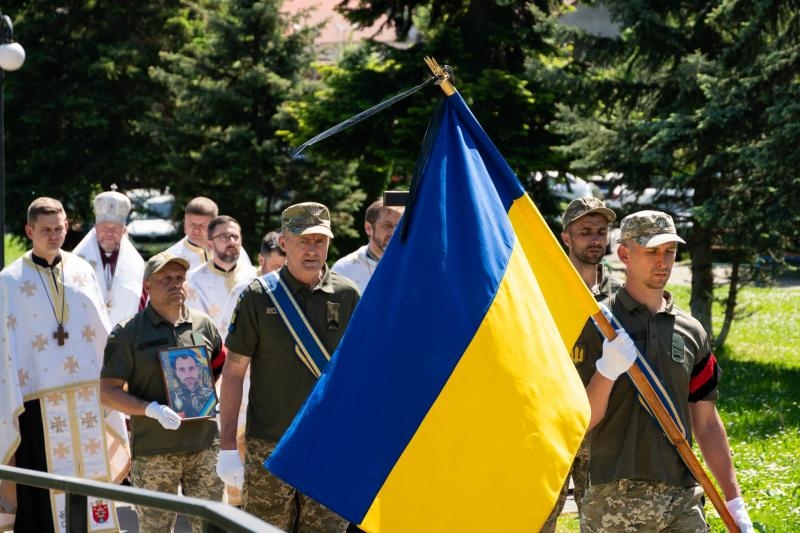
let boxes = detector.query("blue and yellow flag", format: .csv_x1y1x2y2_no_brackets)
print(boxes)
267,91,598,532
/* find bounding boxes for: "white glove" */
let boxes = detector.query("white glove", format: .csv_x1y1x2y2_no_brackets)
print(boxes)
145,401,181,430
725,497,755,533
216,449,244,489
596,331,637,381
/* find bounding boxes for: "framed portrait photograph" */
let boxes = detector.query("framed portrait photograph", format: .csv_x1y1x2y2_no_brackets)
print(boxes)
157,345,218,420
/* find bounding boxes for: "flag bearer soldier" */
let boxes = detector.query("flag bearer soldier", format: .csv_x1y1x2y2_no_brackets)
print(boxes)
575,211,754,533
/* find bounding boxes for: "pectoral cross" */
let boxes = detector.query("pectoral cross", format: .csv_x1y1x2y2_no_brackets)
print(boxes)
53,325,69,346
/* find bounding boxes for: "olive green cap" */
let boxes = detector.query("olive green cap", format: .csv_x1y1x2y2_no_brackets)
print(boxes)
281,202,334,238
144,252,190,281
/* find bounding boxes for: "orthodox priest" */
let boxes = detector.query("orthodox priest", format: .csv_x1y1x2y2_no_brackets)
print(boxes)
187,215,257,335
73,190,145,327
0,197,130,533
163,196,252,271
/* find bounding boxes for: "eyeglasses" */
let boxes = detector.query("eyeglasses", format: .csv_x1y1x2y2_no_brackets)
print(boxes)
210,233,241,242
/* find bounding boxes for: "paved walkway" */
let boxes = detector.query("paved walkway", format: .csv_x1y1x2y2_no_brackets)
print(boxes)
118,503,192,533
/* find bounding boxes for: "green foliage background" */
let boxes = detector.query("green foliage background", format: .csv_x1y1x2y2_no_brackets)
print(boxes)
4,0,797,272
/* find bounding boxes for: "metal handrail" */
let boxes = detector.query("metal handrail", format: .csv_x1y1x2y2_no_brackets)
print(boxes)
0,464,283,533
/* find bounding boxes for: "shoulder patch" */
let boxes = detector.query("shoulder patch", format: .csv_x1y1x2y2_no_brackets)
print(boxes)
571,343,585,365
671,333,686,363
326,301,340,329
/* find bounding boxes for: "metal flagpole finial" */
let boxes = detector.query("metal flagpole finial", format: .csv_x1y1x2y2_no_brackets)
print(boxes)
424,57,455,96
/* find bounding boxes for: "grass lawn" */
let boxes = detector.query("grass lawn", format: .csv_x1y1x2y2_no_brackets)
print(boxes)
557,277,800,532
2,234,26,267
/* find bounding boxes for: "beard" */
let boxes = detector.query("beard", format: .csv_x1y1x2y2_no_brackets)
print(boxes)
217,247,240,264
573,246,606,265
98,239,120,254
371,235,391,253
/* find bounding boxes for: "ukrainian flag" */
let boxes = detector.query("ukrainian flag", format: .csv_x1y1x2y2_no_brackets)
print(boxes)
267,91,598,532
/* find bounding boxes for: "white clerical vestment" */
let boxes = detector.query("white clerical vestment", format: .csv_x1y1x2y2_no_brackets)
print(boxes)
73,228,145,327
186,260,257,335
332,244,378,294
163,236,253,272
0,251,130,533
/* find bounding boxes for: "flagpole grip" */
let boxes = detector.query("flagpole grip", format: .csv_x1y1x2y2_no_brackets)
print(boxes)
591,310,740,533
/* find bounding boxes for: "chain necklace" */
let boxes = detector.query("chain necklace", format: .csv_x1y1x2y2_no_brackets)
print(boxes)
34,260,69,346
103,252,114,309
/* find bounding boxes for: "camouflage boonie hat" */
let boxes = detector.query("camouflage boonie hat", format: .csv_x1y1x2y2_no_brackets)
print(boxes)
281,202,334,238
618,210,686,247
561,197,616,229
143,252,190,281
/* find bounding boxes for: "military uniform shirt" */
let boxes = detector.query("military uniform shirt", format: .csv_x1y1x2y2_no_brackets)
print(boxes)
575,287,718,487
173,383,215,418
101,304,223,457
225,265,359,441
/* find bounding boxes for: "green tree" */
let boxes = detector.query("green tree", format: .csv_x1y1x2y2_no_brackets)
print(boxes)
138,0,363,256
4,1,187,240
553,0,800,339
283,0,570,252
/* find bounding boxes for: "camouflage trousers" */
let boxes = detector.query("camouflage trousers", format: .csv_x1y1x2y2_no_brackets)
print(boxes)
580,479,708,532
243,437,348,532
130,441,224,533
541,437,590,533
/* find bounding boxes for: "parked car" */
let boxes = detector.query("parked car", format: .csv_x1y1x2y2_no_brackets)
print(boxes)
605,185,694,230
586,172,623,200
125,189,179,259
532,171,598,202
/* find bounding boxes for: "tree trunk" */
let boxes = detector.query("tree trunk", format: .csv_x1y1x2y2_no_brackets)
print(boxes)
689,223,714,336
714,260,740,350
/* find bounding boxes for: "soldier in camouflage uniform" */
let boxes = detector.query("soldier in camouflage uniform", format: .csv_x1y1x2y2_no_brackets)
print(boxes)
574,211,754,533
170,353,216,418
100,253,226,533
542,197,621,533
216,202,360,532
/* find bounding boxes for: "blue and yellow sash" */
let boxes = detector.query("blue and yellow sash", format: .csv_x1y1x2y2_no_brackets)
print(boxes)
593,303,689,440
257,271,330,379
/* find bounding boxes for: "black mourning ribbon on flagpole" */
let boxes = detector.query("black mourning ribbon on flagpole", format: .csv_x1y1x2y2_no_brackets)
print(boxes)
290,75,440,159
290,62,456,245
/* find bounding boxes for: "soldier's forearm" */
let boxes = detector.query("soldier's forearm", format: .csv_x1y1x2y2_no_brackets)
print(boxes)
100,378,149,416
219,369,245,449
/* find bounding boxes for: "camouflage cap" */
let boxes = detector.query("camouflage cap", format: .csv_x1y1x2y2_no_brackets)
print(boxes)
561,197,616,229
618,210,686,247
281,202,334,238
143,252,190,281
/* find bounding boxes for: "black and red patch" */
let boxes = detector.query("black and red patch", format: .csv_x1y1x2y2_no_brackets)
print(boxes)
688,352,720,402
